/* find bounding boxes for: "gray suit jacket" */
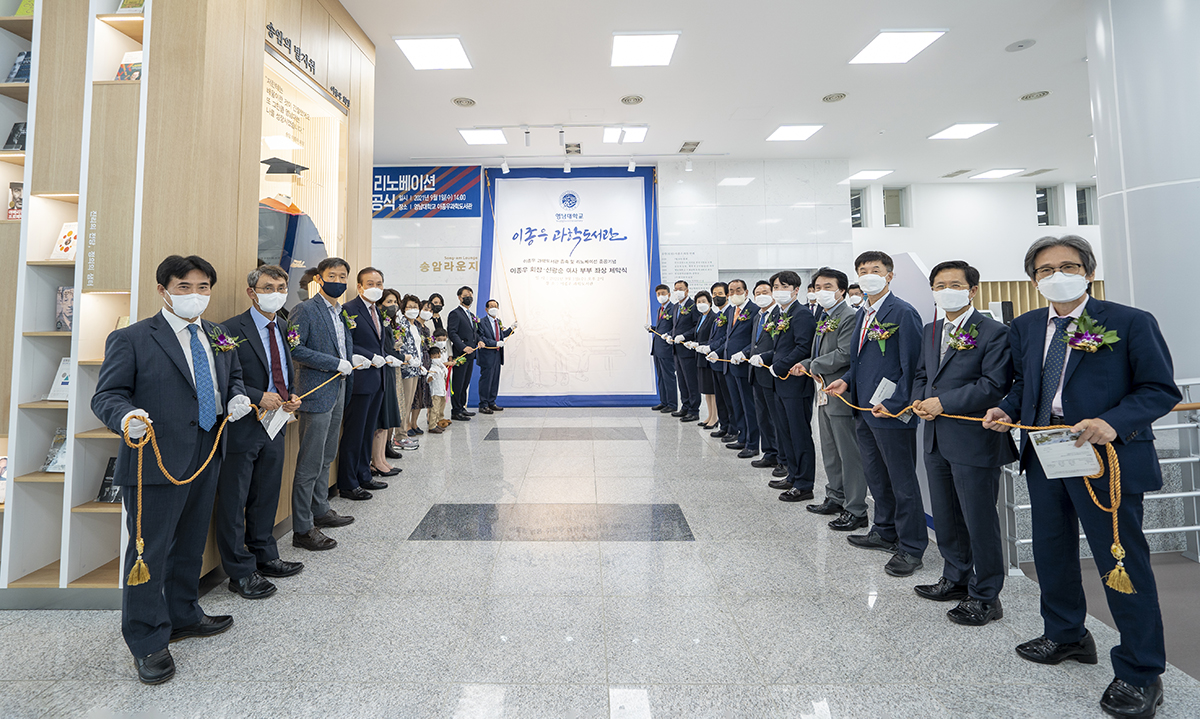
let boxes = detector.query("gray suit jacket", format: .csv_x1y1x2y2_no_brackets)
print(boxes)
288,295,355,414
801,300,858,416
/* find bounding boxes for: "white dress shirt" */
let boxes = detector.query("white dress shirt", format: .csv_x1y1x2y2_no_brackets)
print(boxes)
251,305,290,394
858,291,891,350
160,308,222,414
321,294,347,359
1042,296,1088,416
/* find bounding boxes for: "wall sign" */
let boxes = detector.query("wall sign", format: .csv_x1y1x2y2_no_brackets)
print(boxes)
266,22,316,76
372,166,482,218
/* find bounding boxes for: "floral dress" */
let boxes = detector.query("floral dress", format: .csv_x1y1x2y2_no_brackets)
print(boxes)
412,322,432,410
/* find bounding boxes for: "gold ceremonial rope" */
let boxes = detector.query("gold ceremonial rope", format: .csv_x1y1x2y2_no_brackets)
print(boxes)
647,327,793,379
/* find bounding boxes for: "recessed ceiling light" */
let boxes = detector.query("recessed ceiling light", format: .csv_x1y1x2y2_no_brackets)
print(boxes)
849,31,945,64
457,128,508,145
766,125,823,142
846,170,893,181
928,123,998,140
393,37,472,70
263,135,301,150
718,177,755,186
1020,90,1051,102
971,169,1024,179
622,126,648,143
602,127,622,143
611,32,680,67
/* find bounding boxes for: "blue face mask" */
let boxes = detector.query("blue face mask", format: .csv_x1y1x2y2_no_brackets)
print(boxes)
321,281,347,299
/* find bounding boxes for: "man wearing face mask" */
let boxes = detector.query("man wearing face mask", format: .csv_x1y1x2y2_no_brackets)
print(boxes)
806,282,822,318
92,255,252,685
983,236,1180,719
743,281,783,464
765,270,818,501
669,280,701,422
847,284,865,311
215,265,306,601
826,250,926,578
647,283,678,414
449,286,484,421
910,260,1016,626
711,280,759,450
478,299,516,414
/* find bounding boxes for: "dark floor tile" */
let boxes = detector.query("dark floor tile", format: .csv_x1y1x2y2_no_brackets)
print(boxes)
408,503,695,541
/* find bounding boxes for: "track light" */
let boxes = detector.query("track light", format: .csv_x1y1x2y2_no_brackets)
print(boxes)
564,160,571,174
501,159,510,174
628,159,636,172
557,125,564,146
685,159,693,172
522,124,530,147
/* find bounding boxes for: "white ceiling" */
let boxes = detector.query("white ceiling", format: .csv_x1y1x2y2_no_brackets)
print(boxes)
342,0,1097,185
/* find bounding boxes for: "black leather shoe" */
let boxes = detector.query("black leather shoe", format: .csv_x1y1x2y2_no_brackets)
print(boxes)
370,466,400,478
228,572,277,600
1015,631,1099,665
651,403,666,412
134,648,175,685
779,488,814,503
360,478,389,490
805,498,843,515
292,528,337,551
737,448,759,459
915,577,970,602
772,466,789,478
479,406,494,414
385,445,401,459
1100,676,1163,719
884,551,923,577
258,558,304,578
768,478,793,490
464,410,477,416
170,614,233,642
848,531,899,554
490,405,505,412
313,510,354,528
725,441,746,450
659,406,677,414
680,414,699,423
751,457,778,469
711,429,732,439
452,412,471,421
948,597,1003,626
339,487,372,500
671,409,687,417
828,511,868,531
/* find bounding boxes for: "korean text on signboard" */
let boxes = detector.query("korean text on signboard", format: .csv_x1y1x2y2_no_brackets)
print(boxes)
372,166,482,219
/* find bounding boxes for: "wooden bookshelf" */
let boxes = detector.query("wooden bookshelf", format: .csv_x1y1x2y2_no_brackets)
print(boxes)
78,358,105,366
68,558,119,588
17,401,68,409
22,331,71,337
9,560,60,588
0,15,34,41
14,472,65,483
96,13,143,44
0,151,24,166
75,427,117,439
72,501,121,513
0,504,5,514
29,193,78,203
0,82,28,103
26,259,74,266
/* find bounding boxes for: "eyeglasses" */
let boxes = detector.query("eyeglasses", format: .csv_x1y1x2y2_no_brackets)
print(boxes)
1033,262,1084,280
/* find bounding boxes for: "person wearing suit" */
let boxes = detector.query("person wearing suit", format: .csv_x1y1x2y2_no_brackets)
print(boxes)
911,260,1017,627
709,280,760,453
847,284,865,311
337,267,399,499
92,255,252,685
448,285,484,421
647,284,678,413
805,282,822,319
698,282,731,432
764,270,818,502
215,265,306,601
984,236,1181,719
288,257,361,553
669,280,701,422
827,251,926,577
795,268,869,531
688,291,719,428
478,299,517,413
741,281,782,466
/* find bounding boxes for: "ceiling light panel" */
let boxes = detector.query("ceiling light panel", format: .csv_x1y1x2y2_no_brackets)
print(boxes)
718,177,755,186
394,37,472,70
766,125,823,142
602,127,622,143
971,169,1024,179
611,32,680,67
458,128,508,145
621,126,648,143
849,31,945,64
847,170,893,181
928,123,998,140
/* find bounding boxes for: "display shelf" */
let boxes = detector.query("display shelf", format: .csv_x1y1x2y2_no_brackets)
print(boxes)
0,82,28,103
0,15,34,41
21,331,71,337
78,358,104,366
75,427,116,439
17,401,68,409
26,259,74,266
95,13,142,44
67,557,118,588
9,560,60,588
29,193,78,203
71,501,121,513
14,472,65,483
0,151,24,166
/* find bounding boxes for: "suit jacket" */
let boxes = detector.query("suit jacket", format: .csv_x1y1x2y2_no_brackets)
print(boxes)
842,293,923,429
342,295,387,395
650,301,676,360
478,314,515,368
288,295,356,414
671,298,698,358
749,305,780,388
448,305,480,358
721,303,759,379
802,301,858,416
912,312,1017,468
694,311,716,372
92,312,246,486
770,301,817,398
996,298,1180,492
706,305,732,375
220,309,297,453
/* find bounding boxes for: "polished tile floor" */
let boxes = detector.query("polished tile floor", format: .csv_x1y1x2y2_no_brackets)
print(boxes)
2,407,1199,718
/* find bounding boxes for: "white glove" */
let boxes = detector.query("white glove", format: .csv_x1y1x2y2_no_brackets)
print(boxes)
644,323,652,332
674,334,686,343
497,340,505,348
706,351,719,363
227,394,253,422
351,354,370,369
750,354,764,367
121,409,151,439
769,365,780,379
371,354,386,368
664,335,674,344
698,345,711,354
731,351,746,365
510,322,518,330
385,356,402,368
408,355,421,368
418,366,428,376
337,359,354,376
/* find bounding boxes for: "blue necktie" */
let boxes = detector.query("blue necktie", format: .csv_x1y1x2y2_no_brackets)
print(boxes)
189,325,217,431
1036,317,1073,426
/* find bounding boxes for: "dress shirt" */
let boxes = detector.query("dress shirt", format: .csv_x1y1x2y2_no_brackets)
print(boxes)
1042,296,1088,416
940,306,975,364
858,291,891,350
160,308,222,414
321,294,347,359
251,305,290,394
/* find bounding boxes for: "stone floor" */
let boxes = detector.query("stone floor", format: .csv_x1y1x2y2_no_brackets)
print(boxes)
1,406,1198,718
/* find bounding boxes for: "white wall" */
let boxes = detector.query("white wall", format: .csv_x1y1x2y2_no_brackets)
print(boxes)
372,216,484,303
852,182,1103,282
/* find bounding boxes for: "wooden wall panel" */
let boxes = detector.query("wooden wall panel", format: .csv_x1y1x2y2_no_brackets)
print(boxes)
82,82,139,293
345,49,373,270
326,20,352,108
264,0,303,45
318,0,375,62
29,0,89,194
0,221,18,436
974,280,1106,318
300,0,329,88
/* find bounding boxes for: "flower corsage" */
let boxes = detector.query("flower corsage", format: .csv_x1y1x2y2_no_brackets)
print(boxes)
947,323,979,352
715,313,728,328
285,322,301,350
767,314,791,339
341,309,357,330
208,326,244,352
866,321,899,355
450,355,468,367
734,307,749,323
1061,311,1120,353
680,304,692,316
816,316,840,335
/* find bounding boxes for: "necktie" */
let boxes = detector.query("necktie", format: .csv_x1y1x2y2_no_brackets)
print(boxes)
266,321,289,401
1036,317,1074,425
859,310,875,351
370,304,381,335
494,318,500,342
939,321,953,364
188,325,217,431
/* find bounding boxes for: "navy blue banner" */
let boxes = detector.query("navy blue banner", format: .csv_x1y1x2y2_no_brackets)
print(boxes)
372,166,482,218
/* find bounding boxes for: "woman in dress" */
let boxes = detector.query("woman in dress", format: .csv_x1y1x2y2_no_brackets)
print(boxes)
395,294,424,450
407,300,434,436
372,289,404,475
428,293,446,334
692,290,720,430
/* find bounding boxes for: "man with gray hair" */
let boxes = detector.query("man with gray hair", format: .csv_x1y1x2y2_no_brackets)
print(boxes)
984,235,1180,719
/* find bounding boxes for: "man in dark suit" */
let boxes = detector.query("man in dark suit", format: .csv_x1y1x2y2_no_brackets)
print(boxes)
669,280,700,422
827,251,926,577
478,299,516,414
647,284,677,414
710,280,760,453
805,282,822,318
701,282,732,433
215,265,306,601
984,236,1181,719
911,260,1017,626
336,267,395,499
766,270,818,502
92,255,252,685
736,281,781,465
448,285,484,421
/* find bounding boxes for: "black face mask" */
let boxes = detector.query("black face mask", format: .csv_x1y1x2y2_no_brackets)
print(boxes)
431,303,443,314
713,296,728,308
321,281,347,299
382,305,398,319
461,295,473,307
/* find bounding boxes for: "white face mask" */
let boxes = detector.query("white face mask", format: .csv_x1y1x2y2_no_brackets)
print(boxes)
431,357,445,366
256,292,287,314
815,290,838,309
848,295,863,307
487,307,500,318
857,272,888,295
671,289,686,303
656,294,670,305
772,290,794,305
933,288,972,312
1037,272,1089,304
405,308,420,320
362,287,383,303
729,292,748,307
696,302,710,314
164,291,209,320
806,292,818,302
419,310,433,321
753,294,773,308
435,340,448,349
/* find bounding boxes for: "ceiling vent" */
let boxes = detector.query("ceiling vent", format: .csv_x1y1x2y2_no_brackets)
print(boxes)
1020,90,1051,101
941,169,973,178
451,97,476,107
1022,168,1057,177
565,143,582,155
1005,39,1036,52
678,141,701,154
822,92,847,103
620,94,644,106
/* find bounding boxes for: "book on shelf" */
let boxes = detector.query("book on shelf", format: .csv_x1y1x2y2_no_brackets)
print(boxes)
55,286,73,331
114,51,141,81
116,0,144,13
48,222,77,261
3,122,25,151
96,457,121,503
41,427,68,473
6,51,30,83
46,357,70,401
7,181,20,220
14,1,34,17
